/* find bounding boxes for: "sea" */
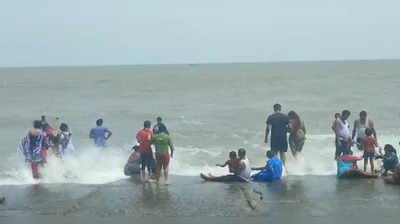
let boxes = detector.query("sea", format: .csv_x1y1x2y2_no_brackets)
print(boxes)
0,60,399,222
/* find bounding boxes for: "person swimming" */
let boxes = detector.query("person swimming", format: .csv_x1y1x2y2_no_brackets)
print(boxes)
251,150,282,182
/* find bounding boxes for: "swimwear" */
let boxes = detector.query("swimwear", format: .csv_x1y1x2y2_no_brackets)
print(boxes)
363,151,375,159
140,151,154,172
156,153,170,171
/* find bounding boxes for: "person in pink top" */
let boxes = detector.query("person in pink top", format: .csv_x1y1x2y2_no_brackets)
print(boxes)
136,120,154,181
360,128,378,173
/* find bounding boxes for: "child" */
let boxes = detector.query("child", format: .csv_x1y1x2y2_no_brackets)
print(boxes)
360,128,378,173
216,151,240,174
57,123,75,157
376,144,399,176
251,150,282,181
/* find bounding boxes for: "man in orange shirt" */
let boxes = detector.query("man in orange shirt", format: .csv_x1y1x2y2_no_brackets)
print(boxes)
136,120,154,181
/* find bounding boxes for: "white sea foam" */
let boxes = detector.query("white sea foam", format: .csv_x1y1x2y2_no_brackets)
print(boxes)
0,134,398,185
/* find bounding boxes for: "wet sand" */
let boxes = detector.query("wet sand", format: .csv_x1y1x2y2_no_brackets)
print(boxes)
1,175,400,223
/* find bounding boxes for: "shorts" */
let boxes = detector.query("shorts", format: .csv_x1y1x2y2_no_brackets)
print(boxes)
271,136,288,152
156,153,170,171
335,140,352,157
363,151,375,159
140,151,155,172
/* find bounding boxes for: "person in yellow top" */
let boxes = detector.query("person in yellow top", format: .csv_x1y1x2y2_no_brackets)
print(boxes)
150,125,175,183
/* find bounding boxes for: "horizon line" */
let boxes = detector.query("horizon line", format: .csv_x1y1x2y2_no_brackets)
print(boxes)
1,57,399,69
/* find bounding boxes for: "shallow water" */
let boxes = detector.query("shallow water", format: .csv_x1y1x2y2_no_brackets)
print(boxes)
1,176,400,222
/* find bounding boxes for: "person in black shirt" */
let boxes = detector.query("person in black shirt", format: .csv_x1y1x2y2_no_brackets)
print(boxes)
153,116,169,135
265,104,289,167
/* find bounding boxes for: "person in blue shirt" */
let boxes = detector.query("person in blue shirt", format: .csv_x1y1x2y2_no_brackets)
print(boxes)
89,119,112,147
251,150,282,181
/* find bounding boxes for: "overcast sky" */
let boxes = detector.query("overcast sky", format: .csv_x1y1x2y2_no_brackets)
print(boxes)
1,0,400,67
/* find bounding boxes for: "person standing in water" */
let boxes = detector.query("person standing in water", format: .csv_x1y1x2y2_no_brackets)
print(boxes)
19,120,48,179
151,124,175,183
331,113,341,159
136,120,155,181
333,110,352,159
57,123,75,157
265,104,289,167
89,119,112,148
352,111,376,150
288,111,306,158
40,115,48,129
152,116,169,135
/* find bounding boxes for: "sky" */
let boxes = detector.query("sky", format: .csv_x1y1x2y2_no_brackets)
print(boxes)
1,0,400,67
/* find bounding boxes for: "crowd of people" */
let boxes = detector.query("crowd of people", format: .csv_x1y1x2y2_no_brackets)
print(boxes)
331,110,400,184
19,116,75,179
19,105,400,185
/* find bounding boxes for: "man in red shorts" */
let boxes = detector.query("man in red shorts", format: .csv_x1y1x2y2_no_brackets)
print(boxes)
151,125,175,183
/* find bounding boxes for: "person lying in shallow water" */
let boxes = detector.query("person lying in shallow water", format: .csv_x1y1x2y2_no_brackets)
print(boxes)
216,151,240,174
201,148,251,182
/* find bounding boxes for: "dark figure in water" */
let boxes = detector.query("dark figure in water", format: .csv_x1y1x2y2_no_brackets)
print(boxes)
153,116,169,135
265,104,289,167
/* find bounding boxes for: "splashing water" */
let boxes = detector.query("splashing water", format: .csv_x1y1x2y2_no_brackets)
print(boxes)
1,134,397,186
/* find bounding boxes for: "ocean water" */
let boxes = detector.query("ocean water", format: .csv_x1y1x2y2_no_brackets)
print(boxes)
0,60,400,185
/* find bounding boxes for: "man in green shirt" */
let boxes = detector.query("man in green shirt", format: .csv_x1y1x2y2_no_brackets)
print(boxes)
151,125,175,183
